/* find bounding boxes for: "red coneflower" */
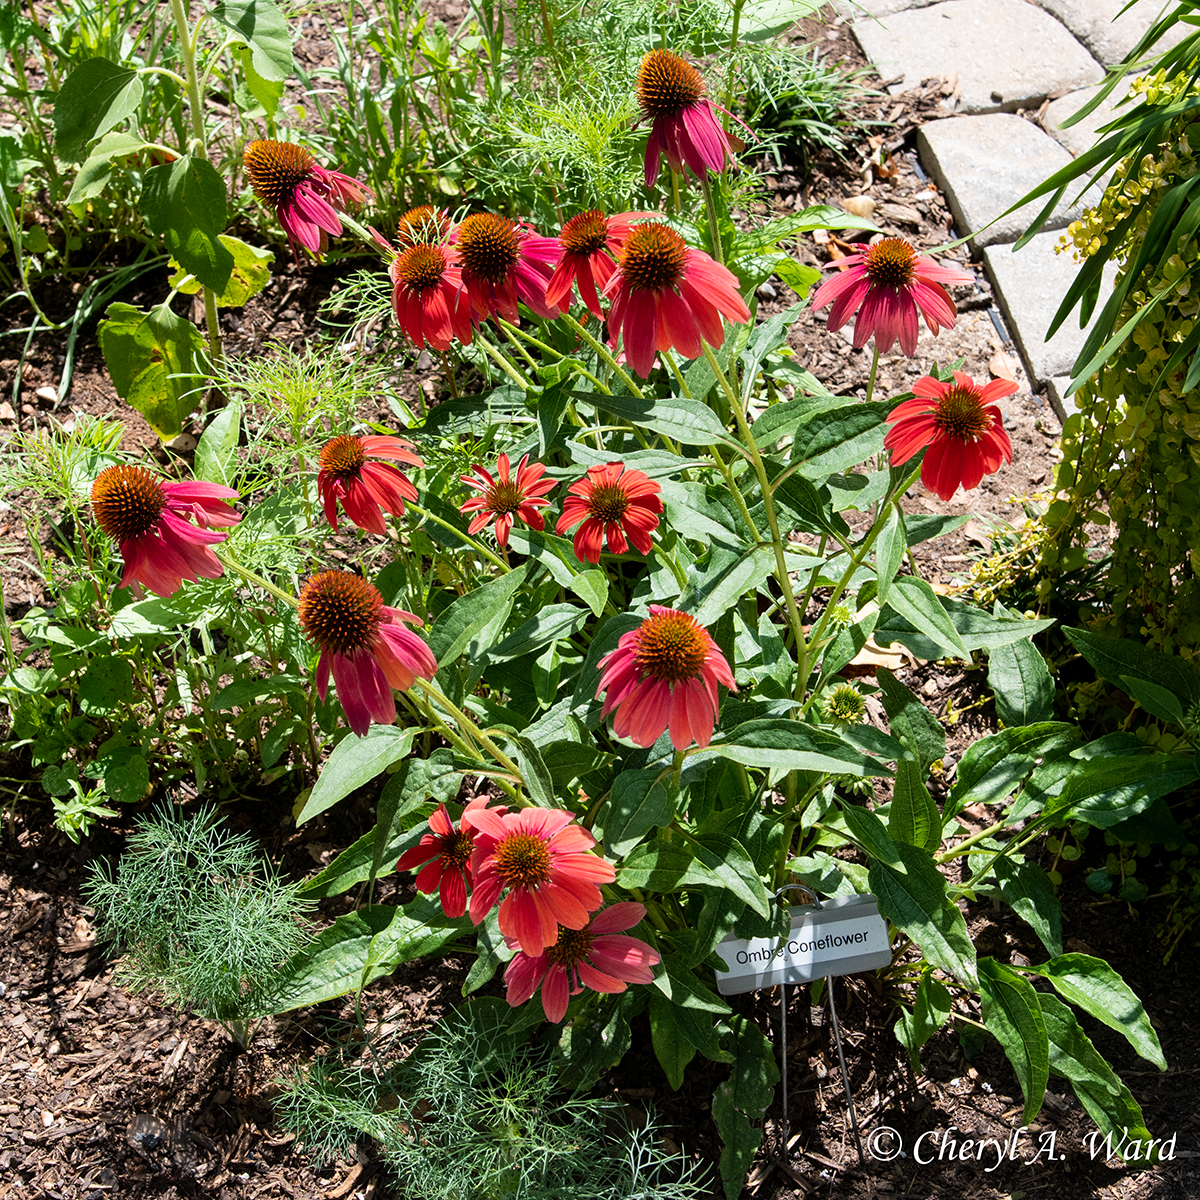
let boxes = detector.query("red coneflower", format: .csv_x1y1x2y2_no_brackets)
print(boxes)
603,222,749,378
298,570,437,738
393,204,454,249
885,372,1016,501
317,434,424,535
637,49,734,187
555,461,663,563
387,241,475,352
465,807,617,956
504,902,660,1023
91,465,240,598
596,606,737,751
243,139,371,259
455,212,562,324
810,237,973,356
396,797,504,919
545,209,654,320
459,453,556,548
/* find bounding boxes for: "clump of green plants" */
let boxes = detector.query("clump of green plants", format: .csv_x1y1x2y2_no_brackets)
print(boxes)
86,804,313,1046
275,997,710,1198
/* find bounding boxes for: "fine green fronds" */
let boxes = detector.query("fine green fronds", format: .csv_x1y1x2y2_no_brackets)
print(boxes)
275,998,711,1198
0,412,124,509
86,804,313,1045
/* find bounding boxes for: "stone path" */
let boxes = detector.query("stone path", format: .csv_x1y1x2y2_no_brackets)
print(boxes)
838,0,1182,418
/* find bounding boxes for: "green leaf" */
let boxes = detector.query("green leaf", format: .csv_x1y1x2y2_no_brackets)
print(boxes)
553,991,642,1089
869,842,976,986
428,563,528,665
888,760,941,852
234,43,286,116
822,612,878,679
877,595,1056,658
53,58,143,157
688,833,771,917
1063,626,1200,705
294,725,415,825
648,991,698,1089
749,392,842,448
990,858,1062,957
489,603,588,661
685,545,775,628
949,723,1079,812
885,574,969,659
585,390,741,451
568,568,608,617
1023,953,1166,1069
895,971,952,1071
839,800,904,868
1050,753,1200,827
600,766,677,857
170,234,273,307
77,656,133,714
211,0,295,80
874,504,905,607
141,156,233,293
1118,675,1186,725
713,1014,779,1200
101,748,149,805
65,131,145,203
193,400,241,487
988,636,1055,727
790,401,891,478
978,957,1049,1124
507,734,556,808
709,718,891,777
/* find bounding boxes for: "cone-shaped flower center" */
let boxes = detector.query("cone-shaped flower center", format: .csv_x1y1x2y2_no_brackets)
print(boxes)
243,139,316,205
560,210,610,256
546,925,594,966
396,205,450,249
437,829,474,871
298,570,384,656
637,49,704,118
634,610,710,684
863,237,917,290
483,479,524,516
493,833,553,888
585,483,631,524
457,213,520,284
394,244,447,293
319,435,367,482
825,683,866,724
91,465,167,541
934,386,991,442
620,223,688,292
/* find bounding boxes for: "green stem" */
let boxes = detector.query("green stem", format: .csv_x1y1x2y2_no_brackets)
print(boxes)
660,348,693,398
499,315,610,393
864,342,881,405
413,679,524,782
214,551,298,608
654,542,690,592
559,312,646,399
475,332,533,392
700,173,725,265
405,501,509,572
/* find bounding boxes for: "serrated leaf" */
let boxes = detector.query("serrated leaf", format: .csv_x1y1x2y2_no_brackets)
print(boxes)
990,858,1062,957
708,718,891,777
790,401,891,478
169,234,273,307
428,563,528,665
1063,626,1200,705
888,759,941,852
212,0,294,80
53,58,143,157
988,636,1055,727
713,1013,779,1200
648,991,698,1089
600,766,677,857
979,957,1049,1123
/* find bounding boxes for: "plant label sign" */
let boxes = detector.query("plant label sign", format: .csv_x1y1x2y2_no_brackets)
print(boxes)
714,895,891,995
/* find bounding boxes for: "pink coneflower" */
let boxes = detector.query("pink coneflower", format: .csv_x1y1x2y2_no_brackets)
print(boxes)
604,222,750,378
545,210,654,320
454,212,562,324
459,453,556,548
810,237,973,356
317,434,424,535
91,465,240,598
243,139,371,259
396,797,503,918
885,371,1016,502
298,570,437,738
596,606,737,751
504,902,660,1022
387,241,475,352
637,49,734,187
555,461,663,563
464,807,616,956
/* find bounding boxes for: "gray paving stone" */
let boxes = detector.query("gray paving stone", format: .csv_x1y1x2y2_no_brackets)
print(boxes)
984,231,1118,383
1042,77,1133,157
918,114,1103,248
832,0,949,21
1032,0,1190,66
1046,375,1082,421
852,0,1105,113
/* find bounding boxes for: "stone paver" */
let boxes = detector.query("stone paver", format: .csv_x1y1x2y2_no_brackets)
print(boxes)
1042,77,1133,156
983,231,1118,383
1032,0,1189,66
833,0,950,21
918,114,1102,248
851,0,1104,114
1046,375,1081,421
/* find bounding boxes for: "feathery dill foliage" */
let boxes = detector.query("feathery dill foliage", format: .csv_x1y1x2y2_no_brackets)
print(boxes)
276,999,711,1198
86,805,312,1046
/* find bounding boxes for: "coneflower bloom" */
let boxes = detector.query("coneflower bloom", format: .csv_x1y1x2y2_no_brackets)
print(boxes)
459,453,556,548
394,204,454,249
555,461,663,563
637,48,734,186
243,139,371,259
884,371,1016,502
504,902,660,1023
396,796,503,919
811,237,974,356
317,434,424,535
298,570,437,738
455,212,562,324
596,606,737,751
91,465,240,598
545,209,654,320
604,222,750,378
387,241,475,351
464,807,616,956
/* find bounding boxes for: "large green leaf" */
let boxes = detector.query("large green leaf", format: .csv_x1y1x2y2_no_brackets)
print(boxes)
895,971,952,1071
988,636,1055,728
586,390,742,452
648,991,697,1089
599,765,677,857
990,858,1062,957
53,58,143,157
212,0,295,80
873,504,905,607
684,545,775,628
193,400,242,487
65,131,144,203
428,563,528,665
948,723,1079,814
1063,626,1200,705
141,156,233,292
488,603,589,661
1050,753,1200,827
885,574,969,659
978,957,1049,1124
790,401,891,479
877,595,1056,658
169,234,273,307
712,1015,779,1200
888,759,941,852
293,725,415,825
710,718,891,776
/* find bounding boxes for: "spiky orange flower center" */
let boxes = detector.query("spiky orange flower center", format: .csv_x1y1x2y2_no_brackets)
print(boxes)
319,436,367,482
396,205,450,249
437,829,474,871
637,49,704,119
934,386,991,443
634,610,710,684
619,223,688,292
457,213,520,284
483,480,525,516
864,237,918,290
584,482,631,524
394,244,447,292
298,570,384,656
546,925,594,966
494,833,553,888
243,139,316,206
560,210,610,256
91,465,166,542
